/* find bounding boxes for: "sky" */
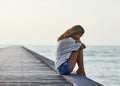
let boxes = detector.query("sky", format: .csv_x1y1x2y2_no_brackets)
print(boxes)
0,0,120,45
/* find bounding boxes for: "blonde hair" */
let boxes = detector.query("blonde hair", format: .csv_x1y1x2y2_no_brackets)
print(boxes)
57,25,85,41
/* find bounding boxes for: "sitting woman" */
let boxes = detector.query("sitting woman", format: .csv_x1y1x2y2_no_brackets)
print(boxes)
55,25,86,76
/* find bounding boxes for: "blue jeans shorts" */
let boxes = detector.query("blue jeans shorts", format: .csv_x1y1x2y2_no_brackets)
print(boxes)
57,61,70,75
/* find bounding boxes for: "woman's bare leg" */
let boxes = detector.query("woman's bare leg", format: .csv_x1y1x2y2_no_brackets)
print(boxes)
76,49,86,76
67,50,80,72
67,48,86,76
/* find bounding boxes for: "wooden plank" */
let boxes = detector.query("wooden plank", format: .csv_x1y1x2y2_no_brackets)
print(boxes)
63,74,103,86
0,79,68,83
0,67,52,71
0,75,64,80
0,83,72,86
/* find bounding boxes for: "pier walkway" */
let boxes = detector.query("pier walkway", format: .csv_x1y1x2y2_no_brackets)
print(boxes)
0,46,103,86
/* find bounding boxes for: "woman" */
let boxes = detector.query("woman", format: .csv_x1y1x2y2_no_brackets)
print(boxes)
55,25,86,76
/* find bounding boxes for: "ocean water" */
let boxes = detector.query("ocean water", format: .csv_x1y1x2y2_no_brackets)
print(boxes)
0,45,120,86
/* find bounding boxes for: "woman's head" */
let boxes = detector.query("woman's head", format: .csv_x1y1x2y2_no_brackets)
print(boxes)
57,25,85,41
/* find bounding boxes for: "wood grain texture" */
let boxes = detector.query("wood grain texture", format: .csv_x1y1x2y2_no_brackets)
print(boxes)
0,46,72,86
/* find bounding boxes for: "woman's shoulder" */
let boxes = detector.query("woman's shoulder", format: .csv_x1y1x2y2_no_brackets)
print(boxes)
59,37,75,44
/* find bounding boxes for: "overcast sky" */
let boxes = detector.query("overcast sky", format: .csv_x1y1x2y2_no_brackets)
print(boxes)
0,0,120,45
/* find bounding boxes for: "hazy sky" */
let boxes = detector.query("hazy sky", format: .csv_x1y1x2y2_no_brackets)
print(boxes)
0,0,120,45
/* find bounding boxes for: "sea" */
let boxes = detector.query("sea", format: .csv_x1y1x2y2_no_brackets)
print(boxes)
0,45,120,86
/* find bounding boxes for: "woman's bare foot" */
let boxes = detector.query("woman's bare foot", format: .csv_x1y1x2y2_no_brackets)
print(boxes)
76,69,86,76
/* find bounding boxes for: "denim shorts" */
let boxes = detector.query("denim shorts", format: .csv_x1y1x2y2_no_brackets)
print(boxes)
57,61,70,75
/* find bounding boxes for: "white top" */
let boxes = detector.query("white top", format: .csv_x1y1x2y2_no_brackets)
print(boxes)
55,37,81,69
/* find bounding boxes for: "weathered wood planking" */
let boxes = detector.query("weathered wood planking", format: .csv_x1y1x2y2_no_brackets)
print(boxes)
0,46,72,86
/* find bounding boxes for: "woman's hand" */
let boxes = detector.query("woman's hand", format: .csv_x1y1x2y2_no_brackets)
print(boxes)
75,39,86,49
80,43,86,49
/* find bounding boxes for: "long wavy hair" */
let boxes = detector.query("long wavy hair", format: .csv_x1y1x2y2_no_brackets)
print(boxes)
57,25,85,41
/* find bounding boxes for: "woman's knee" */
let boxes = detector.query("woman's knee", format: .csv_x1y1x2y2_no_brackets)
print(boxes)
78,48,83,52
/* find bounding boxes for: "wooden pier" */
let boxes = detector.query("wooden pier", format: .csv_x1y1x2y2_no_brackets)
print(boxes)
0,46,103,86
